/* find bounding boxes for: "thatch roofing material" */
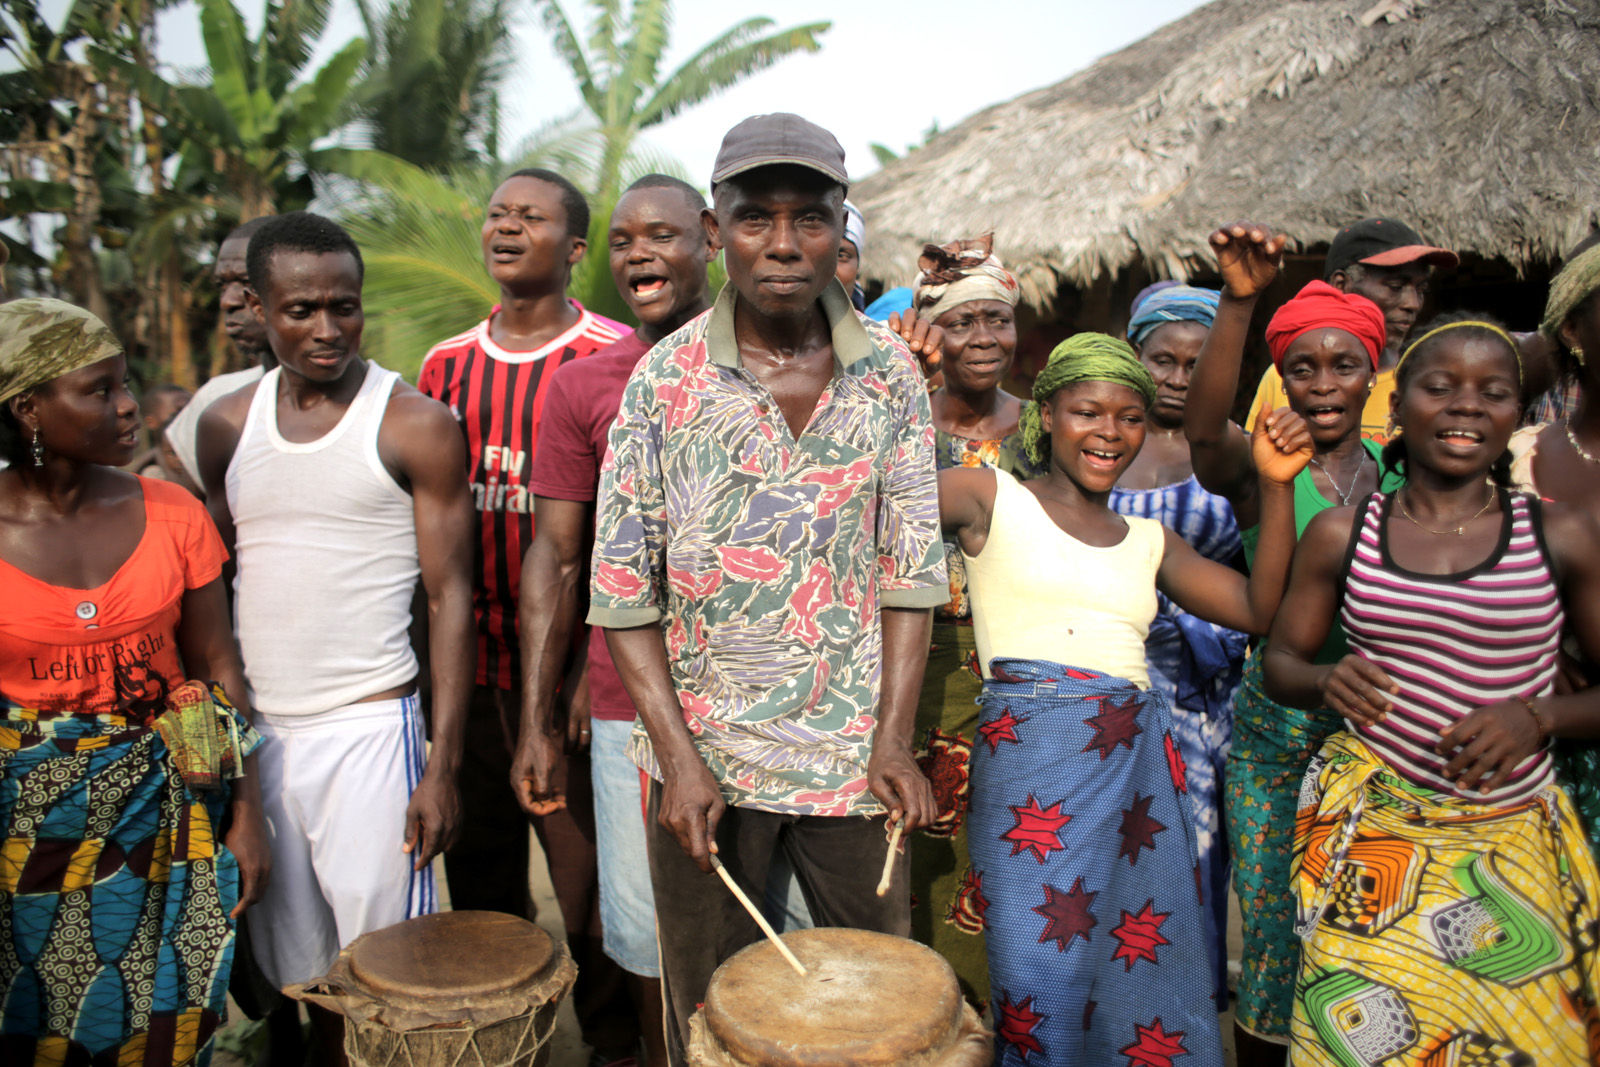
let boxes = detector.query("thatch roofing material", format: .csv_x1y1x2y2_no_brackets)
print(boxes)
853,0,1600,309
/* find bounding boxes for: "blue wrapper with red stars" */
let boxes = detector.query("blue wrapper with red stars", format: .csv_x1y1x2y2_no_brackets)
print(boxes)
968,659,1223,1066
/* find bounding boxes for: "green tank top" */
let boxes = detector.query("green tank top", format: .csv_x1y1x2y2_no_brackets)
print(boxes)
1241,439,1400,663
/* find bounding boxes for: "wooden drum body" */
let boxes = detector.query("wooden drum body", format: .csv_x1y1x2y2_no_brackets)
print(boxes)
688,928,991,1067
297,910,578,1067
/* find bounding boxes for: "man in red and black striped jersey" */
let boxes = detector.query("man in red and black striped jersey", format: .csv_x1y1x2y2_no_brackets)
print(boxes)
417,170,626,935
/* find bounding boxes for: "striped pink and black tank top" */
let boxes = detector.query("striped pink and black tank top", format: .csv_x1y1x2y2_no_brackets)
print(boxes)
1338,489,1564,805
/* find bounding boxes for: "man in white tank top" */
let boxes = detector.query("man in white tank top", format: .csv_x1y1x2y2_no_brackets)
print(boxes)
196,212,476,1066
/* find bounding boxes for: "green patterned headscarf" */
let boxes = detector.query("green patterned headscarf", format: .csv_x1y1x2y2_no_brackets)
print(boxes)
0,298,124,405
1019,332,1156,465
1541,241,1600,351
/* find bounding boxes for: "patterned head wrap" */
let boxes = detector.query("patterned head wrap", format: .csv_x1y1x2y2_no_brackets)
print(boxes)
912,234,1020,323
1129,279,1179,315
1264,280,1385,371
1019,333,1156,465
1127,285,1221,346
1541,241,1600,352
0,298,123,405
842,200,865,258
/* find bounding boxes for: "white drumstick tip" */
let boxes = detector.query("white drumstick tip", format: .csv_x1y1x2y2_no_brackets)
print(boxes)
710,855,808,976
875,818,904,897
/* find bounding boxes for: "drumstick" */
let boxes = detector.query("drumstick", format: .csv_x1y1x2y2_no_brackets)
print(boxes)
876,817,904,897
709,855,808,977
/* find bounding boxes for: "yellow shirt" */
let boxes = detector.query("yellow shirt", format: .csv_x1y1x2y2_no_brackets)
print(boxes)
1245,365,1396,445
963,472,1163,686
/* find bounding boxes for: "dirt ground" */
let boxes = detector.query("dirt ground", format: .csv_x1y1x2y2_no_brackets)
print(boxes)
216,834,1250,1066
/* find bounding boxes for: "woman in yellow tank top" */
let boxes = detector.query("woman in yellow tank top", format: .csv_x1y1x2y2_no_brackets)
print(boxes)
936,331,1311,1066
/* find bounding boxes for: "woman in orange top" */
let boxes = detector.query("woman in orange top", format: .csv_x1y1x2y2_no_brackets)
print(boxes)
0,299,269,1067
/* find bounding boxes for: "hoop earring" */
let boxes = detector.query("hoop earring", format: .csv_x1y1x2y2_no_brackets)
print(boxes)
30,428,43,468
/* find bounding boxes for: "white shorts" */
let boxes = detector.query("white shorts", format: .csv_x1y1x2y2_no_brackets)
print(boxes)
247,693,437,988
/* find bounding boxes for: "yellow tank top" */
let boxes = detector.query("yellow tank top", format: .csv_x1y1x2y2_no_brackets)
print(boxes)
962,472,1164,685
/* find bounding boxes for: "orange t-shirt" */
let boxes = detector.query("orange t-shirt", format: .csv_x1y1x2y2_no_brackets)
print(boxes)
0,477,226,722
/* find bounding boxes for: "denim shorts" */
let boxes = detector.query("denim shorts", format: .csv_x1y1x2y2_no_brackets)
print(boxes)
591,717,661,976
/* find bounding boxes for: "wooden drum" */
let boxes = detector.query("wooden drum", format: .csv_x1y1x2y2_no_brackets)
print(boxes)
687,928,991,1067
297,910,578,1067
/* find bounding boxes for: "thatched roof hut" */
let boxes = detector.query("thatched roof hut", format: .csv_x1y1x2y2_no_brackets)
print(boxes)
853,0,1600,322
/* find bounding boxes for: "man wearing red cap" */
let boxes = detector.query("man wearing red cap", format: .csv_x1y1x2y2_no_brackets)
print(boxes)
587,113,946,1064
1246,218,1458,444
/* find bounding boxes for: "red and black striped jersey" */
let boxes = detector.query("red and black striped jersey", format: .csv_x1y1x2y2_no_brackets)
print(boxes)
418,302,627,689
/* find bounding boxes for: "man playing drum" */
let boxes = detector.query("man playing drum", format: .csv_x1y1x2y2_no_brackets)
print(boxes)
587,113,947,1066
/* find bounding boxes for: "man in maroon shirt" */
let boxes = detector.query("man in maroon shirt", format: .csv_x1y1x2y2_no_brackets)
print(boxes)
514,174,715,1067
417,170,630,1056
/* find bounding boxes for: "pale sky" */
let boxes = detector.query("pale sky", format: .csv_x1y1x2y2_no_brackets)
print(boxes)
140,0,1211,187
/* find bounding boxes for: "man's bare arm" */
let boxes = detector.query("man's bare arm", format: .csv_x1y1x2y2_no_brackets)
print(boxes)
512,495,593,814
195,390,253,563
604,623,723,873
869,606,936,830
385,390,476,870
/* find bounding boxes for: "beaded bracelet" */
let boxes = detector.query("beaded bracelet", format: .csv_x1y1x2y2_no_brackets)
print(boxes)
1516,696,1548,741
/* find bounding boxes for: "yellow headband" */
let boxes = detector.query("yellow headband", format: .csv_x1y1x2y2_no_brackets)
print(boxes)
1396,320,1522,383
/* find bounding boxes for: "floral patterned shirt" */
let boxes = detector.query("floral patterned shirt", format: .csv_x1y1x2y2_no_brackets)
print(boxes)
588,282,948,815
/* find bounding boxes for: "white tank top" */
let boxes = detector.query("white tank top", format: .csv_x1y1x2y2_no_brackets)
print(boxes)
227,364,420,715
963,471,1164,686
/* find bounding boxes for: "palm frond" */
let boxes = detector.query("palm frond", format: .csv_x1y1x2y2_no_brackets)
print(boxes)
531,0,602,117
43,0,98,61
617,0,669,120
585,0,624,81
342,0,510,168
613,134,693,187
132,188,218,266
633,15,769,99
351,0,383,46
635,20,828,129
197,0,260,142
262,0,333,84
504,111,608,185
285,35,365,144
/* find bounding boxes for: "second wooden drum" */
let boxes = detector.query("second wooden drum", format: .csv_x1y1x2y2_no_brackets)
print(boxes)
688,927,991,1067
297,910,578,1067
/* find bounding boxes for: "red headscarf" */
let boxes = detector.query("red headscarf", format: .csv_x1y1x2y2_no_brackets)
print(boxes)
1264,280,1386,370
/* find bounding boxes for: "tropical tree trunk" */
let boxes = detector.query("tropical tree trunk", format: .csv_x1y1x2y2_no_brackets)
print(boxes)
131,4,184,383
163,248,197,388
59,66,111,323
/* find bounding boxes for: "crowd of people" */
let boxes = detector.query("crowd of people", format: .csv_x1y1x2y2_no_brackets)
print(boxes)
1,109,1598,1067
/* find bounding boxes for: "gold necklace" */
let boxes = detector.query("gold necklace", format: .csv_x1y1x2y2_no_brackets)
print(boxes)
1395,484,1497,536
1564,418,1600,465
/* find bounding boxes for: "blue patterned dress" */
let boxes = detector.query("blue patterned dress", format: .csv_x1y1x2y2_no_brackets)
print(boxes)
970,661,1225,1067
1110,475,1246,1006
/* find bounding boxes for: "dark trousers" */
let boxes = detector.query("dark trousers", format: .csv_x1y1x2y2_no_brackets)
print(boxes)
646,782,909,1067
443,685,636,1056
